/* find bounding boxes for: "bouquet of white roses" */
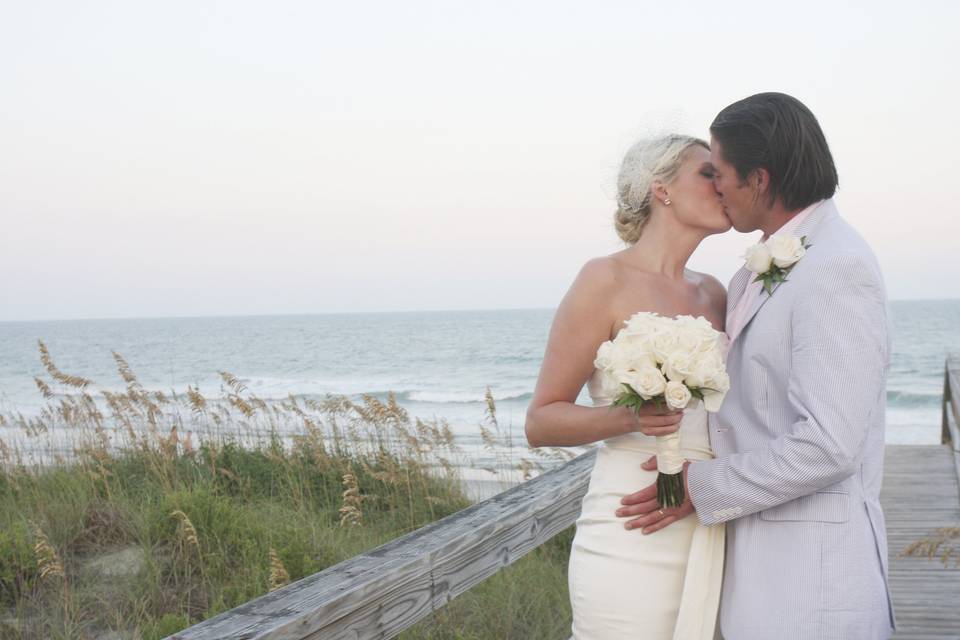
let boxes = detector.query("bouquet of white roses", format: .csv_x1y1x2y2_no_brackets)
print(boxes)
593,312,730,508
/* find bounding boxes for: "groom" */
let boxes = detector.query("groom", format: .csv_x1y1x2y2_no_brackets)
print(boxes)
617,93,895,639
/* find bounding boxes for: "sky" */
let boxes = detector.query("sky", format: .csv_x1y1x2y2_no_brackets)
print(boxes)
2,0,958,322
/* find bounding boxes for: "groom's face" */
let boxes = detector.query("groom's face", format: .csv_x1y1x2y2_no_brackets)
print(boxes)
710,137,763,233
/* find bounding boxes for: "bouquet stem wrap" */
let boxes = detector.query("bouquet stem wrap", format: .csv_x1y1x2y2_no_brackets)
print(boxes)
655,430,685,508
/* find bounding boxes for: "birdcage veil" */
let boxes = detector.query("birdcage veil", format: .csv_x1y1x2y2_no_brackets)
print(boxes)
604,109,707,243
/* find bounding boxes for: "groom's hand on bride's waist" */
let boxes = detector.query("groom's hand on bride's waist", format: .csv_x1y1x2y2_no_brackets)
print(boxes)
615,456,695,535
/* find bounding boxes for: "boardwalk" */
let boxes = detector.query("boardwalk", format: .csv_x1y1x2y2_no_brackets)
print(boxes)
883,444,960,639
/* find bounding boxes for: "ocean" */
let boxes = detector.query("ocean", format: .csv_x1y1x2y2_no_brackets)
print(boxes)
0,300,957,455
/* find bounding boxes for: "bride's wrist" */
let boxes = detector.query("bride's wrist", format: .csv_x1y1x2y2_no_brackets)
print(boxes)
616,406,640,434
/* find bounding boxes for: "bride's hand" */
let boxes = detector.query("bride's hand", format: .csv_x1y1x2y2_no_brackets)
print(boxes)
625,405,683,437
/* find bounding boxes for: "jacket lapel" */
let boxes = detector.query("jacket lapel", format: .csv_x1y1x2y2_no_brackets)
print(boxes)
726,266,752,319
731,199,839,340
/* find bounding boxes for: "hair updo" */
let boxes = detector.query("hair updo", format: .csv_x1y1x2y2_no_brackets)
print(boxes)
614,134,708,244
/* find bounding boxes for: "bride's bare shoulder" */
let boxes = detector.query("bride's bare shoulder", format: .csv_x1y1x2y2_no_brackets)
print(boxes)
686,269,727,313
571,256,622,292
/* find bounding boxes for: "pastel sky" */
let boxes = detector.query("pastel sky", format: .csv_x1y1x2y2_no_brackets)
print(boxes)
2,0,957,321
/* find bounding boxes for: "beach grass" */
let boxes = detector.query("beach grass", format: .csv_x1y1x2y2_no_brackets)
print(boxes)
0,343,573,639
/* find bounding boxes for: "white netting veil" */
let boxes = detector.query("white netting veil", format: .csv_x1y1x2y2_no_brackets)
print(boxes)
607,111,706,244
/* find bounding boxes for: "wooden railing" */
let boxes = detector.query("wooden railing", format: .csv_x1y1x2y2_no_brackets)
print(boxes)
170,449,596,639
942,353,960,478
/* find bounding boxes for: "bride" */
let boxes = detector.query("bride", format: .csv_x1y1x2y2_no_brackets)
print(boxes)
525,134,731,639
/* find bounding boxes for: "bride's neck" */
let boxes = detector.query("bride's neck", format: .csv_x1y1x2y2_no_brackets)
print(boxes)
622,214,705,279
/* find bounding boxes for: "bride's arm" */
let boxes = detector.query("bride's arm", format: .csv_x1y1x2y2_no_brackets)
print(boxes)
525,259,683,448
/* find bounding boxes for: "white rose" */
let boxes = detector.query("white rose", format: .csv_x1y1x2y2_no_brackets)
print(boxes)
696,333,720,354
664,351,695,383
650,327,680,364
684,357,714,388
629,366,667,399
692,317,722,351
673,315,720,354
767,235,806,269
609,335,656,372
613,367,634,386
702,389,726,412
743,242,773,273
598,370,625,399
664,380,692,410
707,370,731,394
673,315,701,330
594,340,615,371
675,328,702,355
622,312,660,336
653,314,677,332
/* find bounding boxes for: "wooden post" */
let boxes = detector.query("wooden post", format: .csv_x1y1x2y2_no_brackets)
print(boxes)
943,353,960,482
944,359,952,447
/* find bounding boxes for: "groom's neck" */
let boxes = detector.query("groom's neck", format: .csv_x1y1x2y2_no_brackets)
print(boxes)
759,201,806,239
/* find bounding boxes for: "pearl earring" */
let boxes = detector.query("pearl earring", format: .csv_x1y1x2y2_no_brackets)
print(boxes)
664,198,672,205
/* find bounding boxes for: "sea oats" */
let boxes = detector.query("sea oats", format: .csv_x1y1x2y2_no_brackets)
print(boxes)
338,470,366,527
38,340,93,389
31,523,65,581
269,548,290,591
171,509,200,552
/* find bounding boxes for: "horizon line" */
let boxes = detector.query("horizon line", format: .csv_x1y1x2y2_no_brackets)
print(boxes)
1,298,958,324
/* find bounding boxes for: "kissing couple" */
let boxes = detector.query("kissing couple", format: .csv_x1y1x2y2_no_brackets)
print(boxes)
526,92,895,640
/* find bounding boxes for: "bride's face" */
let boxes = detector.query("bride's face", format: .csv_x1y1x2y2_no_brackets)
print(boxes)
667,145,731,235
710,137,764,232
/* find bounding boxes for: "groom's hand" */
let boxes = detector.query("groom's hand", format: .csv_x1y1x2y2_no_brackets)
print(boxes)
615,457,695,534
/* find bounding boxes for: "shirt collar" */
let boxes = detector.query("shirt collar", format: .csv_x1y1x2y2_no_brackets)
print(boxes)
764,199,825,240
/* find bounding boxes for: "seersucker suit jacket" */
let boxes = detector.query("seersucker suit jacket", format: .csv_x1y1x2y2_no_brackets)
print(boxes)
687,199,896,640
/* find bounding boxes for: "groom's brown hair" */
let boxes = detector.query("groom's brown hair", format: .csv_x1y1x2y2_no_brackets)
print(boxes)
710,92,838,211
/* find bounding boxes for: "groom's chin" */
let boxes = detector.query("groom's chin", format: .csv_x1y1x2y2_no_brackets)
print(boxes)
729,219,757,234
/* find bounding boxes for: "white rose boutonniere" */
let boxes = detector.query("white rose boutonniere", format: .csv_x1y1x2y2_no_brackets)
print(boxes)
743,242,773,274
744,234,812,295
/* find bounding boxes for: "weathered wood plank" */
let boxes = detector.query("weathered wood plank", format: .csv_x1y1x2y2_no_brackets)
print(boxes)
169,449,597,640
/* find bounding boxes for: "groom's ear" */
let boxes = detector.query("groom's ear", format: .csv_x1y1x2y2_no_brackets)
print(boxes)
750,167,771,196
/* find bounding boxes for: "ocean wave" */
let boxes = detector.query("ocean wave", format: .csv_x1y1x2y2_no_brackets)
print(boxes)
886,389,942,408
404,390,534,404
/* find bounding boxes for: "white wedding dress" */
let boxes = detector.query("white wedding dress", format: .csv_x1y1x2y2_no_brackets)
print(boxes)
568,368,726,640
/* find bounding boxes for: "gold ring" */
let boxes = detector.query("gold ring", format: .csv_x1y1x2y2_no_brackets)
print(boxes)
658,509,665,516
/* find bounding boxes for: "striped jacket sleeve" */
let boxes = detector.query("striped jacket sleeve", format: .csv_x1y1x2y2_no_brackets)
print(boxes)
687,254,888,526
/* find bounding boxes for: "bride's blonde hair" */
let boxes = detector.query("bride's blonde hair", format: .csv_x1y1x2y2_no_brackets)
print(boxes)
614,134,708,244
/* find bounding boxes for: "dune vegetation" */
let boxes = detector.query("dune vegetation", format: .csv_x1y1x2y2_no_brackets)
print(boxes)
0,342,574,639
